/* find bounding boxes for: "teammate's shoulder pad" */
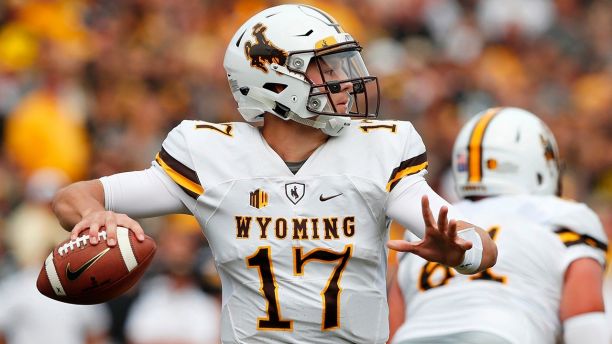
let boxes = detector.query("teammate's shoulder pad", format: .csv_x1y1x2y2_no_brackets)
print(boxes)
541,197,608,251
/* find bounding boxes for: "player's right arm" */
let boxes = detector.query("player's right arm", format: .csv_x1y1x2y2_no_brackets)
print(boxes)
52,178,148,247
53,167,188,246
53,122,196,246
53,179,106,232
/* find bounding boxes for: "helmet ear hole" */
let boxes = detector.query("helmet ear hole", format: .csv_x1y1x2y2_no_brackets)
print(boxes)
537,173,543,185
263,83,287,93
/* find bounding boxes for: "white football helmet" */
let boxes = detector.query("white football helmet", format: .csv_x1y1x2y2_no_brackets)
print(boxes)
452,107,561,198
223,4,380,136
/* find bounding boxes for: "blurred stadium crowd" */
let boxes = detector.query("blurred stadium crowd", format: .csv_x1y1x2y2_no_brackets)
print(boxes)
0,0,610,343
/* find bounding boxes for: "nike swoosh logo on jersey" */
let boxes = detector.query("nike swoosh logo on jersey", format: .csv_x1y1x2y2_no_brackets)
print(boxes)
66,248,111,281
319,193,343,202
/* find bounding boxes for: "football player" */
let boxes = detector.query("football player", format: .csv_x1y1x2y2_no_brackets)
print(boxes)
52,5,497,343
388,107,609,344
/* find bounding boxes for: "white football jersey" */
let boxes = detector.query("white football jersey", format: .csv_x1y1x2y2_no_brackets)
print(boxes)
393,195,607,344
153,119,429,343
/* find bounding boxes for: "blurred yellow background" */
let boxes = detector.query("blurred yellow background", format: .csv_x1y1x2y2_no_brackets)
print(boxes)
0,0,609,342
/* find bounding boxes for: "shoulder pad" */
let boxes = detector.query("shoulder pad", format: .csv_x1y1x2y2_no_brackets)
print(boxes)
522,196,608,252
154,120,203,199
344,120,428,192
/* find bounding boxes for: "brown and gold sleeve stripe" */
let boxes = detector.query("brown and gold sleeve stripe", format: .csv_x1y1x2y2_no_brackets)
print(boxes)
555,228,608,252
467,107,502,183
387,152,428,192
155,148,203,199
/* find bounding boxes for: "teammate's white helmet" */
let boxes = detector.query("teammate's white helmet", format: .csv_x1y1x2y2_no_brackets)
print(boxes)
452,107,561,198
223,4,380,136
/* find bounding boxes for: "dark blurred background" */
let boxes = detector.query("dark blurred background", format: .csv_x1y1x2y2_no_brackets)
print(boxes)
0,0,609,343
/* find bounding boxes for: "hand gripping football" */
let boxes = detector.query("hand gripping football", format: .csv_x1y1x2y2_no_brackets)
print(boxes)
37,227,156,304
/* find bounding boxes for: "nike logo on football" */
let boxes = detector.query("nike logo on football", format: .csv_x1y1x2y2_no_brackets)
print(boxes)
319,193,343,202
66,248,110,281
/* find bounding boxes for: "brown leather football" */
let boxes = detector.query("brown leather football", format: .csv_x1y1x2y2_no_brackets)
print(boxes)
37,227,156,304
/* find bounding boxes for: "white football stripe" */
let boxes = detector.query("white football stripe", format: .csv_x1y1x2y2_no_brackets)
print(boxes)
45,253,66,296
117,227,138,272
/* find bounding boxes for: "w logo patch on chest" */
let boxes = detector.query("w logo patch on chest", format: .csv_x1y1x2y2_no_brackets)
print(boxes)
250,189,269,209
285,183,305,204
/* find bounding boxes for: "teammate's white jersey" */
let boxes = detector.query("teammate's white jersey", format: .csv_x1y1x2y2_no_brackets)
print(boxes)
392,195,607,344
150,119,431,343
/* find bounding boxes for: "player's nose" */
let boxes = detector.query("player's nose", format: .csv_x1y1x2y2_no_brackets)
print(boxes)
328,80,353,94
340,79,353,93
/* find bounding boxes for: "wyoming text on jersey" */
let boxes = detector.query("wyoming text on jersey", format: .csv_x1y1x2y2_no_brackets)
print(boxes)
235,216,355,240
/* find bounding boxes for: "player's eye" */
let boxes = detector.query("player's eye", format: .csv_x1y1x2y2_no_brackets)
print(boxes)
323,68,334,76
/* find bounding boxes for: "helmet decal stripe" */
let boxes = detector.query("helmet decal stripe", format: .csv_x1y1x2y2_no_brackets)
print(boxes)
235,29,246,47
467,108,502,182
300,5,343,33
387,152,428,192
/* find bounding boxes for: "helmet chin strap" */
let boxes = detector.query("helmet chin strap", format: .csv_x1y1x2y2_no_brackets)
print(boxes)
285,112,326,129
286,113,351,136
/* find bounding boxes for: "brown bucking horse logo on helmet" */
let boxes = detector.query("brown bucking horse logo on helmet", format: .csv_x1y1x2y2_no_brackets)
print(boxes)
244,23,288,73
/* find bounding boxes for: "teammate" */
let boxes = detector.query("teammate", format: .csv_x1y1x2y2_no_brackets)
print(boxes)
388,107,609,344
51,5,496,343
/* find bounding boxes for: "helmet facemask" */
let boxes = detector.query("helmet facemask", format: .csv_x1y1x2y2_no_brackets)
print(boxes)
287,42,379,119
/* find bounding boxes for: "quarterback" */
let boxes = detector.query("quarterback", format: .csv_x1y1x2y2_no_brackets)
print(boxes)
52,5,496,343
388,108,609,344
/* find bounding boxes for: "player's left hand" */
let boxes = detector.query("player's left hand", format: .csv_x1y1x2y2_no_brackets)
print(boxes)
387,195,472,267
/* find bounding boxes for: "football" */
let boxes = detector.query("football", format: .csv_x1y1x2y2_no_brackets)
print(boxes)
37,227,156,305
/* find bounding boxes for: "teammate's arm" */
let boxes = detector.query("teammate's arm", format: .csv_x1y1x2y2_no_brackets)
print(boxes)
386,180,497,273
560,258,608,344
387,274,406,343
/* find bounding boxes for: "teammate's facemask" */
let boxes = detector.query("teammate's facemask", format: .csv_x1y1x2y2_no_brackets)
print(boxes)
289,42,379,118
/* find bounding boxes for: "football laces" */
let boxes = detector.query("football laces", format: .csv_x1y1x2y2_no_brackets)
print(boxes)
58,232,108,256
